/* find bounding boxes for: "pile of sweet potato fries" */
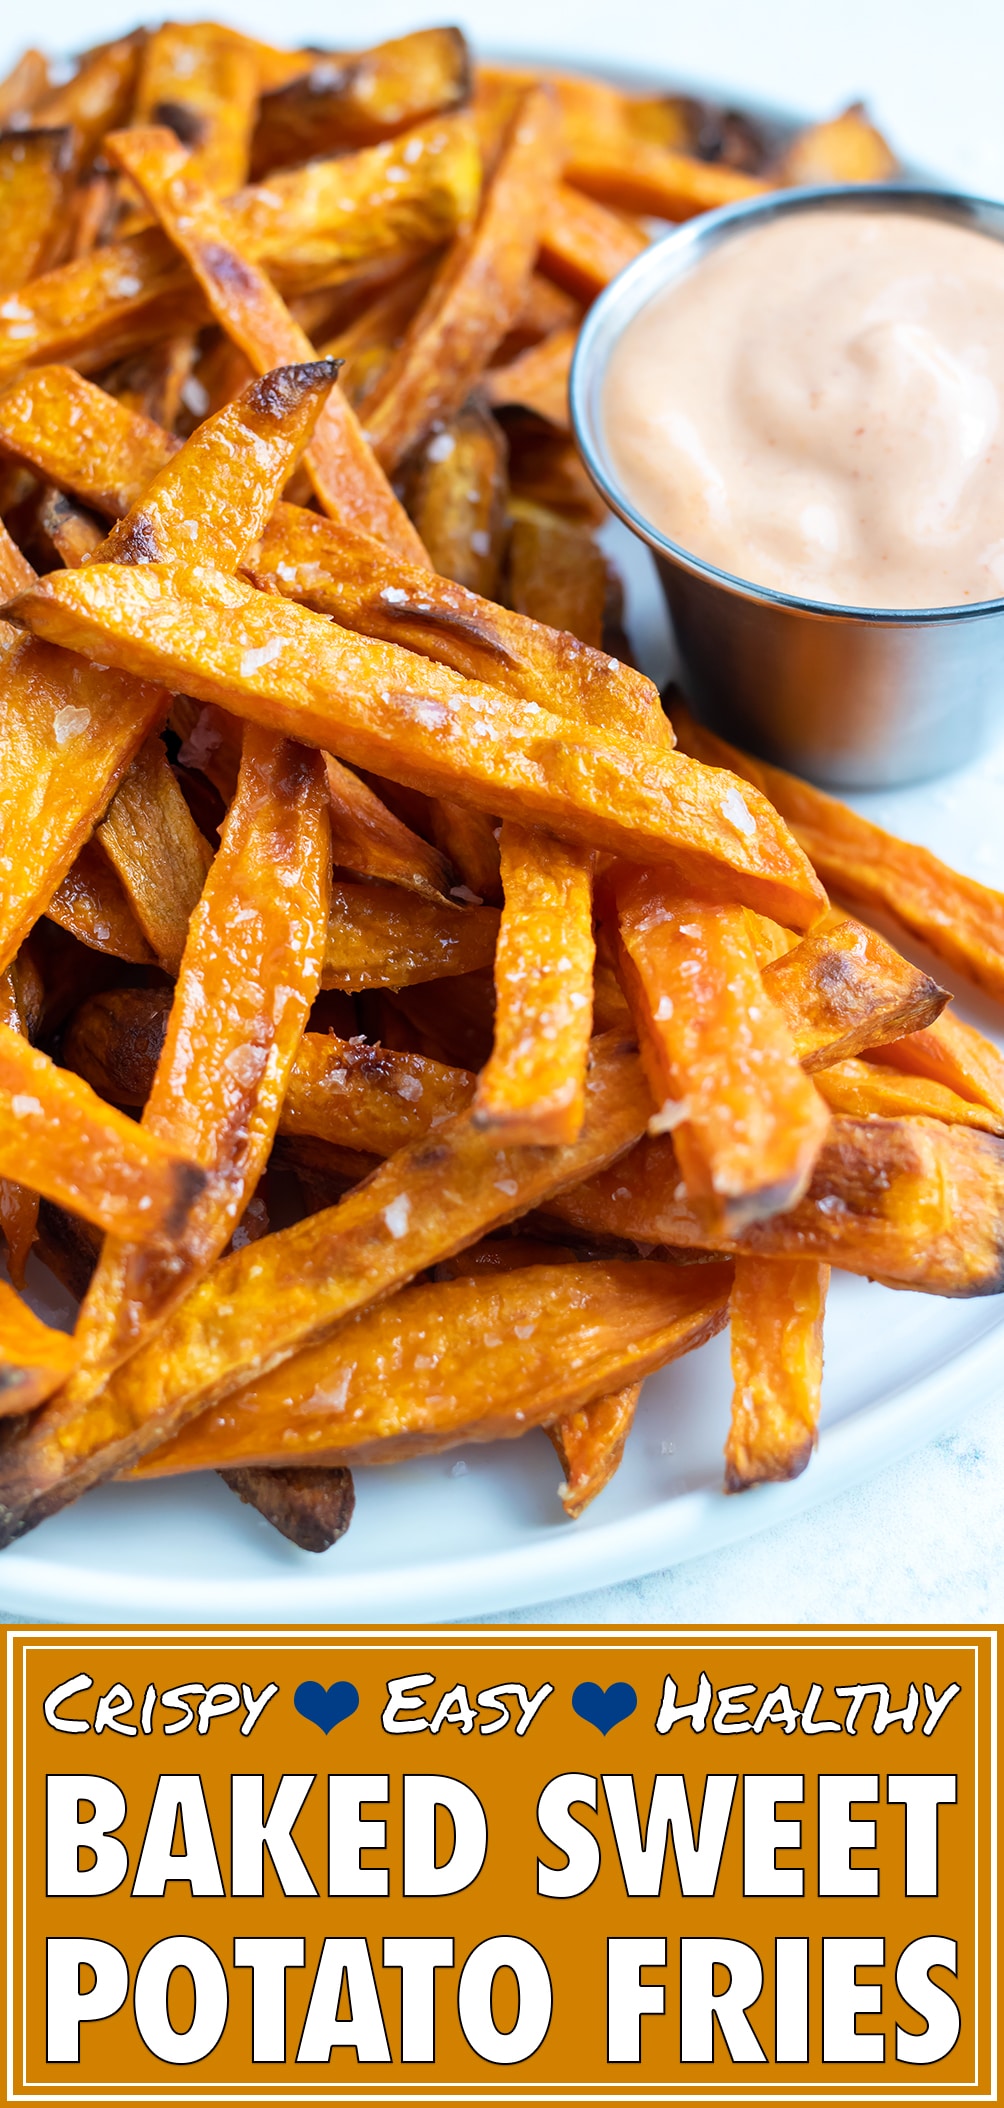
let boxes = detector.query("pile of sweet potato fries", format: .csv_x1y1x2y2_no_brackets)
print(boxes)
0,20,1000,1554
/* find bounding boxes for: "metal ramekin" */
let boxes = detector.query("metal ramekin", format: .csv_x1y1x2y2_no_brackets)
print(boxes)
570,184,1004,789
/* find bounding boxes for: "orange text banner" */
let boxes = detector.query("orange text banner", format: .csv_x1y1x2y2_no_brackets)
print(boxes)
2,1624,997,2103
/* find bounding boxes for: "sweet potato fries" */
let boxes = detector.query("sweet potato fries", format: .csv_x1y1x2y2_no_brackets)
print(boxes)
0,19,1000,1558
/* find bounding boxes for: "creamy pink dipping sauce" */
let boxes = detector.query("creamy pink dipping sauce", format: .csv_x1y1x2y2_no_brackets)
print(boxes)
603,207,1004,610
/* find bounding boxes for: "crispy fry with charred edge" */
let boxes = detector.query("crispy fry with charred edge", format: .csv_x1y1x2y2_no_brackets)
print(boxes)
323,882,499,991
0,129,73,296
0,1022,206,1244
777,102,898,185
401,397,509,597
538,182,648,303
673,703,1004,1003
105,125,430,567
13,564,827,930
99,359,339,569
363,87,562,472
0,1030,651,1541
0,967,38,1287
252,27,471,173
504,499,606,645
763,910,948,1068
0,366,666,742
63,997,477,1152
546,1115,1004,1297
96,736,214,975
725,1257,828,1491
35,489,105,568
46,840,154,964
815,1057,1004,1133
483,325,575,427
65,726,330,1393
129,21,260,200
218,1463,356,1552
474,822,594,1145
0,1282,77,1417
0,117,479,377
865,1009,1004,1125
614,870,830,1233
124,1260,732,1475
549,1383,642,1517
325,756,452,899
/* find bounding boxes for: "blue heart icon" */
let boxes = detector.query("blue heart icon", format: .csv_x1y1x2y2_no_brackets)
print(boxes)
294,1680,359,1733
572,1681,637,1734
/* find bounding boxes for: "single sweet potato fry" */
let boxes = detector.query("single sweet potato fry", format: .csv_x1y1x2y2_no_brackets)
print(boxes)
105,124,430,566
674,703,1004,1003
96,734,214,975
0,1021,205,1244
777,102,898,185
218,1462,355,1551
14,564,827,929
35,488,105,569
252,27,471,172
363,86,563,471
763,910,949,1069
614,870,831,1232
0,128,73,295
725,1257,828,1491
0,1029,651,1538
323,881,499,991
97,358,339,570
866,1009,1004,1126
538,182,648,303
815,1056,1004,1133
548,1381,642,1518
564,139,766,220
475,821,594,1145
548,1114,1004,1296
46,839,154,964
483,324,575,427
126,1259,731,1475
66,726,330,1391
283,1033,475,1153
401,395,509,597
0,1282,77,1417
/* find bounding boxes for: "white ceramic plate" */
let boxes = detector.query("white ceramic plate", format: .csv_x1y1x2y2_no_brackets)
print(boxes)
2,26,1004,1622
